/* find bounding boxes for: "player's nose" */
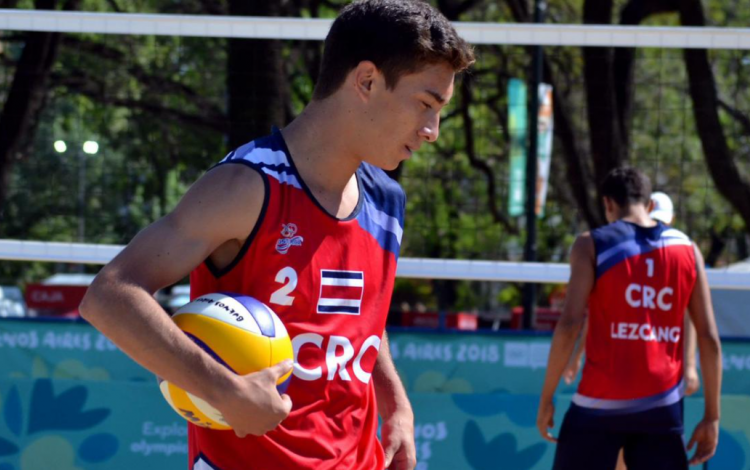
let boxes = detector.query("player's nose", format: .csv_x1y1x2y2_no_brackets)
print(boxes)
418,114,440,143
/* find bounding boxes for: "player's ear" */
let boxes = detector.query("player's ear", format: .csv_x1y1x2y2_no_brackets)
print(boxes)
352,61,378,102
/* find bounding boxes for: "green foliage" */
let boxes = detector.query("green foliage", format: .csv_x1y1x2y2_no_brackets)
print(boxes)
2,0,750,312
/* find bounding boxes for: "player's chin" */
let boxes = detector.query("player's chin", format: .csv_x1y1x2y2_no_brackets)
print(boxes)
374,158,404,172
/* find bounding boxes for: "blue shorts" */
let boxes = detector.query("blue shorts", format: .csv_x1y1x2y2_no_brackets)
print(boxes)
553,405,688,470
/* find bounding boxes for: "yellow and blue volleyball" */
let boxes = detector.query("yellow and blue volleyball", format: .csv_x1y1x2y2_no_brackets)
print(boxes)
158,292,293,430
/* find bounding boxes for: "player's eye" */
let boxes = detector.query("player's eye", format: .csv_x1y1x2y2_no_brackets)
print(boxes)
421,101,432,110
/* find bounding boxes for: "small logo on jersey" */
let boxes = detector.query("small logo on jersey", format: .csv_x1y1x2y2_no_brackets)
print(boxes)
276,223,304,254
317,270,364,315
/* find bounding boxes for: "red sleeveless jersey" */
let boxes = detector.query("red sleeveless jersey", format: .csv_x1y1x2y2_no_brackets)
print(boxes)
574,220,696,428
187,129,405,470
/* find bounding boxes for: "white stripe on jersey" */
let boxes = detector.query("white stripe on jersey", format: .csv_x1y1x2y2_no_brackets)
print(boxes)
661,228,690,240
661,238,693,248
227,146,290,168
317,298,362,307
245,148,291,167
262,168,302,189
321,277,365,287
367,204,404,244
596,229,693,267
572,379,684,412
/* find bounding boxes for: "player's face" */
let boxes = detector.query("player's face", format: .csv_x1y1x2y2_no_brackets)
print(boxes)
364,63,455,170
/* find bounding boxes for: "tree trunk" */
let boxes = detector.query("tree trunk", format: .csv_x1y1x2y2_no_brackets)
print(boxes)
583,0,628,193
615,0,679,151
679,0,750,235
0,0,71,214
227,1,288,149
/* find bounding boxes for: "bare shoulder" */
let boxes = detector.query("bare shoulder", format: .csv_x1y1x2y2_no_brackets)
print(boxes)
570,231,595,262
692,242,706,264
100,163,266,289
170,163,266,241
178,163,265,214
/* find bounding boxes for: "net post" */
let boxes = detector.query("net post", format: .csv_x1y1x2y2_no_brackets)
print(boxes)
522,0,547,330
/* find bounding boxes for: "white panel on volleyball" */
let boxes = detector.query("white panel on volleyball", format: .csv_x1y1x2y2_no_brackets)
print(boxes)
172,293,262,335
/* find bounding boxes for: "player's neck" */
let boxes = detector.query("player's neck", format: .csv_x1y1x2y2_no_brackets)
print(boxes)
618,206,657,228
281,100,361,194
281,101,362,219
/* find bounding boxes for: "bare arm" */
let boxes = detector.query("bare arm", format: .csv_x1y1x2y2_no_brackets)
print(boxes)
686,245,722,465
563,316,588,385
374,332,416,470
80,165,291,437
537,233,595,441
684,313,700,395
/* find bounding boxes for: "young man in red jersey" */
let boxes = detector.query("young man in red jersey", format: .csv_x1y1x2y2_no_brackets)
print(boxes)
563,191,701,397
536,168,722,470
80,2,474,469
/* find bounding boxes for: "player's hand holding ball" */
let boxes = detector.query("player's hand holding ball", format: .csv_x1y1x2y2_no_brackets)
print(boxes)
217,359,294,438
158,293,294,437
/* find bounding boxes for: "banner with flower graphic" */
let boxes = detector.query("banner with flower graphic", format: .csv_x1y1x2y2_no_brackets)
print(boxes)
0,320,749,469
0,379,186,470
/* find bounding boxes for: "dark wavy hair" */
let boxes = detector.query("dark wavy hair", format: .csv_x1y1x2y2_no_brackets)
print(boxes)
601,167,653,206
312,0,475,100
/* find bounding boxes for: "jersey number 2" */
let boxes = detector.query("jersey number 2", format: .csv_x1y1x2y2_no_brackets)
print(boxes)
270,267,298,306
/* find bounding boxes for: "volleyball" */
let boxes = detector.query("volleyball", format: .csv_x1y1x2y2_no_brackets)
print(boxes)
158,292,293,430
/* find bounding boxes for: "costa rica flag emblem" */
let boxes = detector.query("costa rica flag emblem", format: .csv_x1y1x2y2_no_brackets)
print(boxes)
317,270,364,315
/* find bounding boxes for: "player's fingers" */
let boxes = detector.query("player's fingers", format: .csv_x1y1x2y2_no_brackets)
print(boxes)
387,446,416,470
686,433,697,451
383,447,394,468
279,393,293,414
689,447,714,466
699,441,716,464
267,359,294,380
563,370,573,385
537,423,556,443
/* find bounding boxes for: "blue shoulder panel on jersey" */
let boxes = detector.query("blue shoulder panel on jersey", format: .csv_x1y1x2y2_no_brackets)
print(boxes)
223,131,286,162
593,220,669,279
356,163,405,259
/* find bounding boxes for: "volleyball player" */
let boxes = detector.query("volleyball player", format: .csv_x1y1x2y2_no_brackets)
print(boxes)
537,168,722,469
563,191,701,397
80,1,474,469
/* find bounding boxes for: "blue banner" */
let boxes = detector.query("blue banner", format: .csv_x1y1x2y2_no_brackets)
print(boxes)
0,320,748,469
0,378,186,470
389,331,750,396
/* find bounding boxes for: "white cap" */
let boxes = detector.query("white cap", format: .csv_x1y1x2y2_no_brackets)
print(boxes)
650,191,674,225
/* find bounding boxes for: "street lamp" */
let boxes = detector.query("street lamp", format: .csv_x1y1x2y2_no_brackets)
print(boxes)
53,140,67,153
52,139,99,245
82,141,99,155
78,141,98,244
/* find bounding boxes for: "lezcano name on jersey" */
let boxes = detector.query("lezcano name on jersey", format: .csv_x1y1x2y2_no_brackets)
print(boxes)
610,322,681,343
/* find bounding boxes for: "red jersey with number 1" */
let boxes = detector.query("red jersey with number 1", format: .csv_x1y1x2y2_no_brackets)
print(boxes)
574,220,696,432
187,129,405,470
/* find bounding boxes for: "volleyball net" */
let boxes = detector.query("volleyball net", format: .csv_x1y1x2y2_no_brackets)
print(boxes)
1,8,750,324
